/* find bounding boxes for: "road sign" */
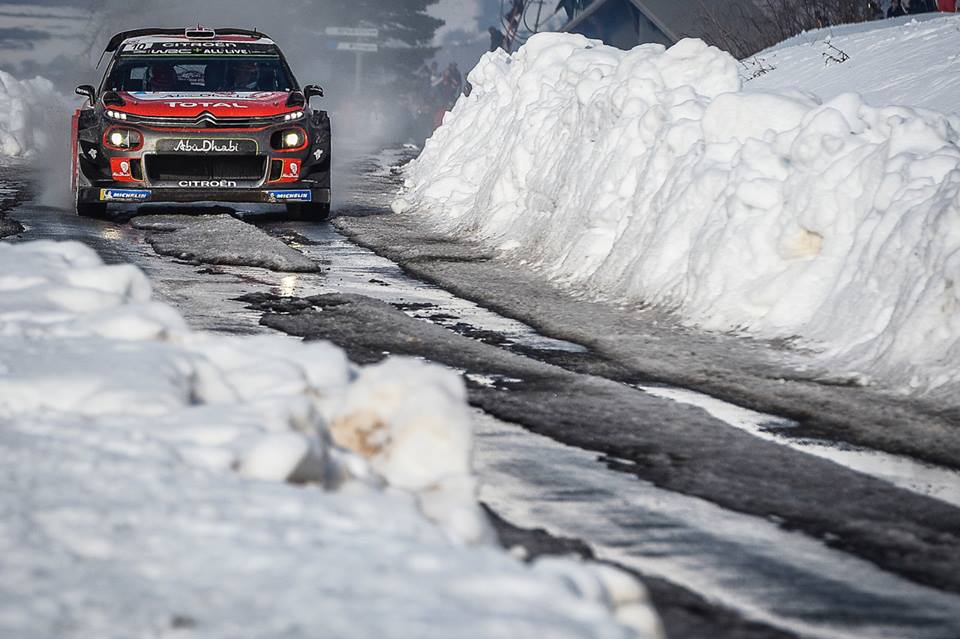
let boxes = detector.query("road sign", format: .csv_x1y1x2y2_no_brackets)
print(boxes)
337,42,379,53
326,27,379,38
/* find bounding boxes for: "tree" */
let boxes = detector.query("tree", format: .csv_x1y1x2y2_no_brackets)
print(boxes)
696,0,875,59
314,0,442,91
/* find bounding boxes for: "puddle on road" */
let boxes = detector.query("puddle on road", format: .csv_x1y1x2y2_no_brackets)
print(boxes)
471,409,960,639
637,385,960,509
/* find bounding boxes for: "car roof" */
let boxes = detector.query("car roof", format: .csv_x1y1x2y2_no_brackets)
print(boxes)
105,28,276,53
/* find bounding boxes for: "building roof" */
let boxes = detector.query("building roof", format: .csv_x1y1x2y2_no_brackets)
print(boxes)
563,0,765,50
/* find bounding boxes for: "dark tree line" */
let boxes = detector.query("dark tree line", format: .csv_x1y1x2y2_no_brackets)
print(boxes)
695,0,877,58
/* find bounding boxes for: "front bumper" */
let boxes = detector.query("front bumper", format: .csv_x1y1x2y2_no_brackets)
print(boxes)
78,184,331,205
75,109,332,207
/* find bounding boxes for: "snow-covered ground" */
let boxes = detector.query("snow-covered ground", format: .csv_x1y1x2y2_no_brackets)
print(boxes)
747,14,960,115
0,240,660,638
396,21,960,399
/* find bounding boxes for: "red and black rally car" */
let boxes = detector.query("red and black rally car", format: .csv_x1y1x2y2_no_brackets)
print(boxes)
72,27,331,219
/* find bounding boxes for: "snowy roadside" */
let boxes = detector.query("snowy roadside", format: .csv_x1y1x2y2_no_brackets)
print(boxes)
746,13,960,115
0,240,661,638
395,26,960,401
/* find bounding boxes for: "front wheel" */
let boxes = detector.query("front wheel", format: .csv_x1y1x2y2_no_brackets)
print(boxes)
285,202,330,221
75,193,106,218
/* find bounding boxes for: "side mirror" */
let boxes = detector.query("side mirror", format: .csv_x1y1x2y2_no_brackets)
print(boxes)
303,84,324,101
75,84,96,107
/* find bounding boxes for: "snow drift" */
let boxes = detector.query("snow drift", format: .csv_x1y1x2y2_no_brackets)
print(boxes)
396,33,960,398
0,69,67,159
0,240,661,638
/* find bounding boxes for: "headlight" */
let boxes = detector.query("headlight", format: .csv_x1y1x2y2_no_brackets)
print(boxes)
283,111,304,121
104,128,143,150
271,128,306,150
105,109,128,121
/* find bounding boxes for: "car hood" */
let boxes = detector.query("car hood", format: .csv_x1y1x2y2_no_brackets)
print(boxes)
116,91,292,118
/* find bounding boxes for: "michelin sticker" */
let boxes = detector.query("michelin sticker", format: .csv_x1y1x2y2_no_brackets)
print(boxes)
268,190,311,202
100,189,151,202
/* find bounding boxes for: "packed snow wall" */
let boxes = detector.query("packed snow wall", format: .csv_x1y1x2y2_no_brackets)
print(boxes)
0,240,662,638
397,33,960,398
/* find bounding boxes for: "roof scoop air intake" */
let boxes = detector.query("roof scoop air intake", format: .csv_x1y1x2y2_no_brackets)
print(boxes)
185,26,216,39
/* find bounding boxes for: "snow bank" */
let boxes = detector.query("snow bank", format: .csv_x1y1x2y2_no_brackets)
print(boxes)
0,239,661,638
0,69,67,159
397,33,960,398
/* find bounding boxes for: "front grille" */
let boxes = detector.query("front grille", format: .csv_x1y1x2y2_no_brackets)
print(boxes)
145,155,266,182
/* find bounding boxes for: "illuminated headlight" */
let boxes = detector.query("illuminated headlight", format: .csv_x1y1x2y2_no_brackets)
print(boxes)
106,109,128,120
272,128,306,150
283,111,304,121
104,128,142,149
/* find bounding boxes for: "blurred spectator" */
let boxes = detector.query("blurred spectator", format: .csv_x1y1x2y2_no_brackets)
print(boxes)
488,26,506,51
504,0,525,49
909,0,937,11
448,63,462,94
866,0,883,18
887,0,907,16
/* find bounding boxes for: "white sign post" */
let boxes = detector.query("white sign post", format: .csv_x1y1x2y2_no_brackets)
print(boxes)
325,27,379,39
325,27,380,94
336,42,379,53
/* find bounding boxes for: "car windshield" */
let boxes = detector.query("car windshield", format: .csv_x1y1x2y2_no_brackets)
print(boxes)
105,56,296,93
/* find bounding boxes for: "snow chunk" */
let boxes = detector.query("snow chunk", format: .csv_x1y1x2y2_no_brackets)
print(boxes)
399,32,960,399
0,239,657,637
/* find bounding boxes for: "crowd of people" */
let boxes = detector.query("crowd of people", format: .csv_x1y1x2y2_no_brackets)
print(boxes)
884,0,956,17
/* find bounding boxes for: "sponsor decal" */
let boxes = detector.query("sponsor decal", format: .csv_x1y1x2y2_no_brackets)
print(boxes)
164,101,249,109
178,180,239,188
313,148,324,161
128,91,281,101
100,188,150,202
121,42,279,57
280,159,301,180
267,190,312,203
157,138,257,154
110,157,135,181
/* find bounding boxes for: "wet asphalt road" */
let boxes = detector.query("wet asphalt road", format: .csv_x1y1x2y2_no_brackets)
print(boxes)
3,157,960,639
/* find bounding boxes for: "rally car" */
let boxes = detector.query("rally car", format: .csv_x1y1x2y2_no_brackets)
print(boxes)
72,27,331,219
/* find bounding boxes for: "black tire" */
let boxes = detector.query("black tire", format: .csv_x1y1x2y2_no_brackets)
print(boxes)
73,147,107,217
75,195,107,218
285,202,330,221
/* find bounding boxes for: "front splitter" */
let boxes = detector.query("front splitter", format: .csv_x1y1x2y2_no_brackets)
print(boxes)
78,186,331,205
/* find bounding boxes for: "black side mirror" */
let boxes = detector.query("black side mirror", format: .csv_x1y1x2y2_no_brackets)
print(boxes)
303,84,324,101
75,84,96,107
